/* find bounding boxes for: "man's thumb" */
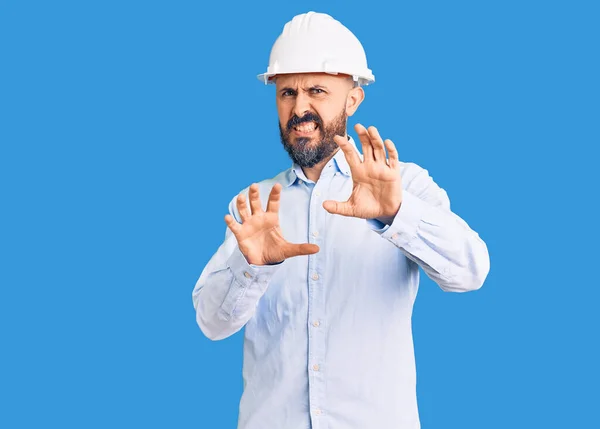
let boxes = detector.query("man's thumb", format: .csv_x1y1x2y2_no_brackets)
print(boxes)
323,200,351,216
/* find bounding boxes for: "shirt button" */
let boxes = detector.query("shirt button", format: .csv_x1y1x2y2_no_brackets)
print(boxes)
315,191,321,197
315,409,322,416
312,231,319,237
313,320,320,327
391,233,399,240
313,364,320,371
311,273,319,281
244,271,252,278
298,179,303,185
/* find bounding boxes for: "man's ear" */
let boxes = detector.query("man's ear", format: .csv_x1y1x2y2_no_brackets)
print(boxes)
345,86,365,117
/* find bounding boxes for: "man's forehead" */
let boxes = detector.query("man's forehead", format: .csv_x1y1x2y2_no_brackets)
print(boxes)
273,73,349,87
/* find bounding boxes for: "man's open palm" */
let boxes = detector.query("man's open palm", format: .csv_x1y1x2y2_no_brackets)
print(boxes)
323,124,403,220
225,183,320,265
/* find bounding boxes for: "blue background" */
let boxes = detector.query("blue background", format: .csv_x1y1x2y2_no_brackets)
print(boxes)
1,0,598,427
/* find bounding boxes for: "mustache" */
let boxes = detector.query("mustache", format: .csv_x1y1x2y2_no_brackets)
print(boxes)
287,112,323,131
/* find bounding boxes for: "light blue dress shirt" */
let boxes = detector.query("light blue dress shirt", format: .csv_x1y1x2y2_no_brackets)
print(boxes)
192,137,490,429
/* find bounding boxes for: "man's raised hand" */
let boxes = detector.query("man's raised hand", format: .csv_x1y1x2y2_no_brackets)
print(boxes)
225,183,320,265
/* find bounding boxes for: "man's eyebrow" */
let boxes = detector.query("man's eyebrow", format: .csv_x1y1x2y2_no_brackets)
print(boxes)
278,85,328,93
305,84,328,90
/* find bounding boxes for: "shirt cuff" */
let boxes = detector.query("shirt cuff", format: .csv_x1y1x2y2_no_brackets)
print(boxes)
367,191,432,248
218,247,283,320
226,246,283,288
365,217,390,233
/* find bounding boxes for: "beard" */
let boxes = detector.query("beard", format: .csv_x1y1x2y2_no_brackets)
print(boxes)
279,109,347,168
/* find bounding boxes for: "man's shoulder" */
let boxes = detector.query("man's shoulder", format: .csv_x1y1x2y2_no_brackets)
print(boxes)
231,168,292,197
227,160,432,199
229,162,429,194
399,160,427,184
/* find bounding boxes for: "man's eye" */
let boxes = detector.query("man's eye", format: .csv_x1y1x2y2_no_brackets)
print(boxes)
310,88,324,94
282,90,295,97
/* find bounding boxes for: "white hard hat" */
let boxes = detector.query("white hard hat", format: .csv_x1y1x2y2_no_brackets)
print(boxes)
258,11,375,86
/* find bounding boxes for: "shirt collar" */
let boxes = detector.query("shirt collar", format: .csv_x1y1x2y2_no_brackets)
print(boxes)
283,136,358,187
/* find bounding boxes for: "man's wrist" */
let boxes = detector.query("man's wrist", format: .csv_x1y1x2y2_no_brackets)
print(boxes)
376,203,402,226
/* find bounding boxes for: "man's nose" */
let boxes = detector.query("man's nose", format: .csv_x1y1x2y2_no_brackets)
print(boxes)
292,92,312,118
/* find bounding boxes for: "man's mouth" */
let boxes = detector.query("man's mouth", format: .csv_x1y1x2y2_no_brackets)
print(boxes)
293,121,319,135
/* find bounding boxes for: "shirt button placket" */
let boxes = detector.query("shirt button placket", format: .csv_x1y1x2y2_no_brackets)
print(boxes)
307,183,326,427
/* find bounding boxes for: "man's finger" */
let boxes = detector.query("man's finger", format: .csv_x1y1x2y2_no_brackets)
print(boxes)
354,123,374,163
248,183,263,214
384,139,399,169
266,183,282,213
334,135,362,167
224,214,241,235
367,126,386,163
236,193,251,222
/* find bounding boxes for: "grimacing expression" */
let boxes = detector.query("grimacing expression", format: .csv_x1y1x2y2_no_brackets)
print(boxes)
275,73,364,168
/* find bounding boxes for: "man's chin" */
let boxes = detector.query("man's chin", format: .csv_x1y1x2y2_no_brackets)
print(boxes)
291,134,320,146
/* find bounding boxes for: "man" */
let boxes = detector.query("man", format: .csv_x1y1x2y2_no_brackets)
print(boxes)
192,11,490,429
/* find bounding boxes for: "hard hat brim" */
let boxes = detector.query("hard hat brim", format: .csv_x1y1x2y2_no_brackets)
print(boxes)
257,71,375,86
